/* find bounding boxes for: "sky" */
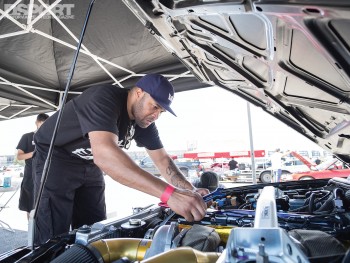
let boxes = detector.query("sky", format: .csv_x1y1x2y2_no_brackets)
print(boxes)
0,86,324,156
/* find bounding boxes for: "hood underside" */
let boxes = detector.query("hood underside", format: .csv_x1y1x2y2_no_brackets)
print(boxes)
0,0,349,163
124,0,350,163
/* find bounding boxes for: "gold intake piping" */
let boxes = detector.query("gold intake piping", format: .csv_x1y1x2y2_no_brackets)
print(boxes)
141,247,221,263
90,238,152,263
90,238,221,263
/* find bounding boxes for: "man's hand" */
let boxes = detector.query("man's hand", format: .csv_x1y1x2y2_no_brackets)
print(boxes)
193,187,210,196
193,187,214,208
166,188,207,222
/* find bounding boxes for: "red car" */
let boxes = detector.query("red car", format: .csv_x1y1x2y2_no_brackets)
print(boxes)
283,159,350,181
210,162,229,169
208,162,229,173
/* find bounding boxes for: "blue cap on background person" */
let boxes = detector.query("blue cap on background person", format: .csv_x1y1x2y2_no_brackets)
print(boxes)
136,74,176,116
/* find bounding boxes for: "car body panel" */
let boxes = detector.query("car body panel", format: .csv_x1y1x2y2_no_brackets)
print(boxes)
124,0,350,164
284,158,350,180
291,168,350,180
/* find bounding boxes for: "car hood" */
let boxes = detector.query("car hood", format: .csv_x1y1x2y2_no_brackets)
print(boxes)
124,0,350,164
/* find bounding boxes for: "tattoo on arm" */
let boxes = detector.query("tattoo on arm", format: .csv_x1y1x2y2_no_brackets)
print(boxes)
165,158,189,189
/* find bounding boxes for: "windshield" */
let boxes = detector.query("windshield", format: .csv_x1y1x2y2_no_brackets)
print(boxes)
316,158,338,171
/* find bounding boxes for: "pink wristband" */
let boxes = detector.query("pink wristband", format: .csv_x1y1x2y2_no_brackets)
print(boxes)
160,185,175,204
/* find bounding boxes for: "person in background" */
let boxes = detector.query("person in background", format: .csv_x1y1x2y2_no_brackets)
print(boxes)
16,113,49,220
315,158,321,165
192,171,223,192
270,148,290,183
32,74,209,245
228,158,238,170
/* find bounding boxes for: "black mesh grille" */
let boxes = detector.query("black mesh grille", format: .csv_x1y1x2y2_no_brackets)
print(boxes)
289,229,346,262
51,244,99,263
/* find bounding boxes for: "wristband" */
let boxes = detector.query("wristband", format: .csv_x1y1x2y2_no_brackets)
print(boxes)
160,185,175,204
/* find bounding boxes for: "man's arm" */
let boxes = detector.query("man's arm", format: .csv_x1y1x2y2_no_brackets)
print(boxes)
147,148,210,197
16,149,33,161
89,130,207,222
146,148,193,190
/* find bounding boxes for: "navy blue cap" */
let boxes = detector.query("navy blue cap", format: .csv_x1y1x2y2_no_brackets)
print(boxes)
136,74,176,116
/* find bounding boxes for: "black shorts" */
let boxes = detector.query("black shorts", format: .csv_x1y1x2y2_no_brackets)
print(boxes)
18,167,34,212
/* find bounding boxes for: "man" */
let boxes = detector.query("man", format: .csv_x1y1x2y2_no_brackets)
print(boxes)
228,158,238,170
16,113,49,219
270,148,289,182
192,171,223,192
32,74,208,245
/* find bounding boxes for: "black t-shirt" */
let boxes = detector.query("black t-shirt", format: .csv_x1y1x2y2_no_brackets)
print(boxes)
16,132,35,168
228,159,238,170
34,85,163,163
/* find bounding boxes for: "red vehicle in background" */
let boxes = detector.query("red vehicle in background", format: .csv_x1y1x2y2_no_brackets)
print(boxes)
282,158,350,181
210,162,229,169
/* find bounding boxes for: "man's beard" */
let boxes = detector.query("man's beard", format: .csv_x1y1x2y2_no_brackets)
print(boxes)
132,96,153,128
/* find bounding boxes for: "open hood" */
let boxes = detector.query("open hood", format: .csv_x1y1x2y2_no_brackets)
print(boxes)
123,0,350,163
0,0,349,163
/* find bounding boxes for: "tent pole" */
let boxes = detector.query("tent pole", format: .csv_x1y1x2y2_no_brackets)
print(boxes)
28,0,97,249
247,102,257,184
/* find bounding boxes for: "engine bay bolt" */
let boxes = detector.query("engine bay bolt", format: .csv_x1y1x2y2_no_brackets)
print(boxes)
77,225,91,233
256,243,269,263
129,218,142,226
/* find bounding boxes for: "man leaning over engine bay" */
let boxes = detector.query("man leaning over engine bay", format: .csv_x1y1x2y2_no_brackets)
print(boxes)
32,74,209,245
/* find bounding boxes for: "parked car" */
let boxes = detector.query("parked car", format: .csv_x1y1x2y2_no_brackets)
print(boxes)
210,162,251,171
138,156,202,177
211,161,253,181
256,160,271,170
283,159,350,181
281,158,311,173
210,162,229,171
259,152,315,183
198,159,214,169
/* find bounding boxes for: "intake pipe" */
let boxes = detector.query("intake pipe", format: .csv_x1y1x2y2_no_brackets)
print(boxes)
51,238,220,263
90,238,152,262
91,239,221,263
140,247,221,263
51,238,151,263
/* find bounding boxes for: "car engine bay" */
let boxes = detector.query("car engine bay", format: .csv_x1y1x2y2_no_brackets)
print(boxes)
1,177,349,263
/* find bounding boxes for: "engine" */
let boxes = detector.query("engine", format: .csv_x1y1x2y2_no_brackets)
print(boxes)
1,178,350,263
